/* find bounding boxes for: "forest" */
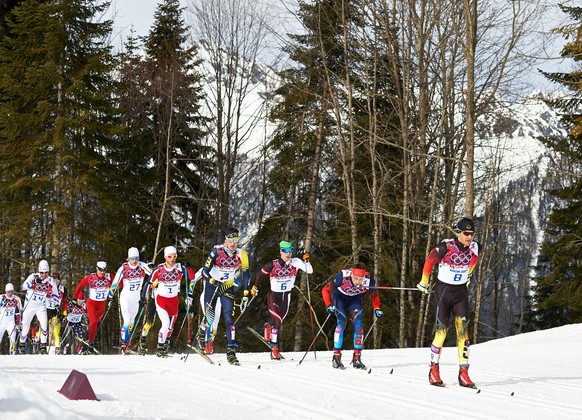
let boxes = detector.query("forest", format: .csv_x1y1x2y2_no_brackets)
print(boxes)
0,0,581,354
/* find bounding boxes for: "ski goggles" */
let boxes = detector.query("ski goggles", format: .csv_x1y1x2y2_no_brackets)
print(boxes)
462,231,475,237
280,247,293,254
129,257,139,261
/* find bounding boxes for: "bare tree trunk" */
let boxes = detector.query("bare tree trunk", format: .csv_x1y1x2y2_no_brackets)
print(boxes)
153,76,175,263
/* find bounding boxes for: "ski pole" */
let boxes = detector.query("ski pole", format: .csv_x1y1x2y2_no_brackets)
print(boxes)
363,315,380,344
233,294,256,326
93,297,115,340
298,313,332,365
370,286,420,291
129,303,145,342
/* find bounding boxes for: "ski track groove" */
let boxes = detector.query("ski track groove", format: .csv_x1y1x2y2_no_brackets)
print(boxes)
382,366,582,415
475,368,582,392
132,353,496,420
122,355,348,420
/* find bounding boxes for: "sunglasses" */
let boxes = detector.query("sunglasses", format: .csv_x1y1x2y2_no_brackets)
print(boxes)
129,257,139,261
280,248,293,254
462,231,475,237
39,271,49,275
226,238,239,244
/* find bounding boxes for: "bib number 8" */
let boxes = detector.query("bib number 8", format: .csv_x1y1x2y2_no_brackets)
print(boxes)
453,274,463,282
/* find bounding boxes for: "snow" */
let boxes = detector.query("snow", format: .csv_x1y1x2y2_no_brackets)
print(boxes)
1,324,582,419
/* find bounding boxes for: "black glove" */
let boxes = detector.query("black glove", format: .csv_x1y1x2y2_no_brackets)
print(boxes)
184,261,192,268
147,262,155,270
139,297,146,305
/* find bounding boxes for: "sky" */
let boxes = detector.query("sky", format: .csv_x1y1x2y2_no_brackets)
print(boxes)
1,323,581,419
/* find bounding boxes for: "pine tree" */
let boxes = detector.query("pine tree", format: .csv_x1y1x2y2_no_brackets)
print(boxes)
139,0,214,262
533,5,582,327
0,0,122,281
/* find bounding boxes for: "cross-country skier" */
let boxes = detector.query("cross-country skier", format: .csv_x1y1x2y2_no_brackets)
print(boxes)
0,283,23,354
322,263,382,369
187,267,221,355
252,240,313,360
61,298,87,355
19,260,58,354
197,227,250,365
74,261,113,353
109,247,153,354
142,246,194,357
46,273,67,354
416,217,482,388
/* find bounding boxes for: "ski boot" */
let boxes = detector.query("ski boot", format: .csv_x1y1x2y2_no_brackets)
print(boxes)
39,343,48,355
351,350,366,369
264,323,271,341
54,346,60,355
138,336,147,355
18,341,26,355
332,349,345,369
458,365,476,388
270,344,281,361
226,347,240,366
121,341,130,355
156,342,168,358
204,340,214,355
429,362,444,386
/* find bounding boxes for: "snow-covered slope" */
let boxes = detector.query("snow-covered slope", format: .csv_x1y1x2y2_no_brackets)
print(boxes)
1,323,581,419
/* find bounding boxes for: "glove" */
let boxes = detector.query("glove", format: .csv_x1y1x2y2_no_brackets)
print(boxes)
240,296,249,312
139,297,146,306
147,262,155,270
416,282,429,294
250,285,258,298
184,261,192,268
15,314,21,324
187,295,193,308
326,305,335,314
375,309,383,318
301,251,310,262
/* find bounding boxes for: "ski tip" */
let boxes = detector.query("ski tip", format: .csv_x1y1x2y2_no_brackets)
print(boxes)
390,368,393,374
510,392,514,396
257,365,261,369
368,369,372,374
218,363,221,366
477,389,481,394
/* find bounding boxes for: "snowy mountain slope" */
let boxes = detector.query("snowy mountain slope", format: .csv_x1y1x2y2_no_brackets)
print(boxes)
1,323,581,419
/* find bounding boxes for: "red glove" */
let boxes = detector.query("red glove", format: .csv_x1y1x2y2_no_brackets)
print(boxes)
15,313,21,324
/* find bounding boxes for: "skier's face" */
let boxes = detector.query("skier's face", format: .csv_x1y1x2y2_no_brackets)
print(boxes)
128,256,139,267
96,268,106,278
280,248,293,262
352,275,364,287
165,254,177,267
457,230,475,247
225,238,239,252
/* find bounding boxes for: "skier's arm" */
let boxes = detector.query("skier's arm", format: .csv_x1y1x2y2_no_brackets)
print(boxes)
74,275,90,301
109,266,125,298
201,249,218,282
239,249,251,290
419,243,447,287
290,257,313,274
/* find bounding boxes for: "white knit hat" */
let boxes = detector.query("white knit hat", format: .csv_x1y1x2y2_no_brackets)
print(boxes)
96,261,107,270
38,260,49,273
164,246,177,258
128,247,140,258
5,283,14,292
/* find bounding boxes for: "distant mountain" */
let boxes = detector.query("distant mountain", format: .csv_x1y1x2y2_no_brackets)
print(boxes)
474,91,567,339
